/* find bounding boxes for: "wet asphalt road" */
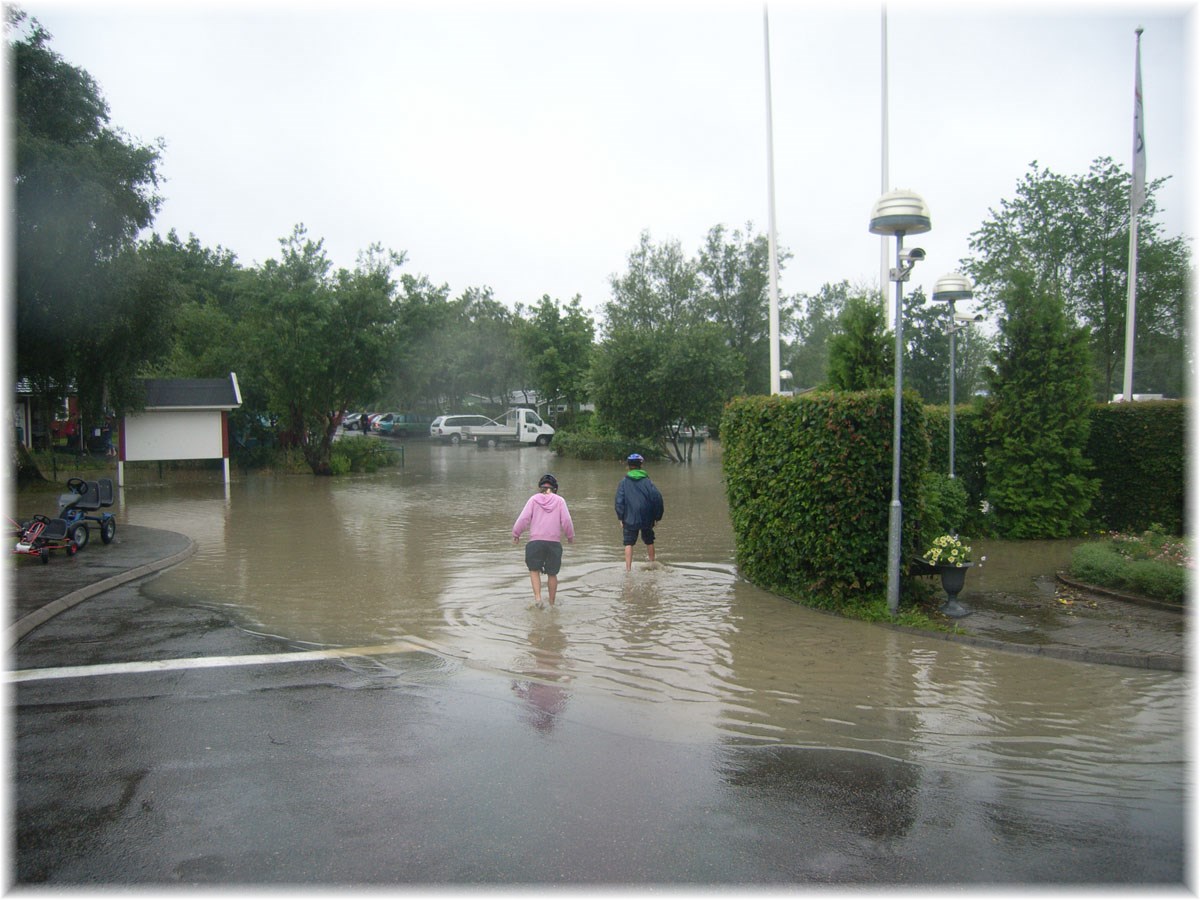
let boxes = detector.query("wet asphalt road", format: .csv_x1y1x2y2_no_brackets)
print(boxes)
13,566,1185,887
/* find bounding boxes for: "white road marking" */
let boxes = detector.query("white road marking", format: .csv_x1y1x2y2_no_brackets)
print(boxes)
6,641,436,684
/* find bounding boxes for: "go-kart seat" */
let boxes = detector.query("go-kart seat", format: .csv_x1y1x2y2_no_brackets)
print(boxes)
73,481,103,511
56,480,103,516
96,478,114,507
40,518,69,541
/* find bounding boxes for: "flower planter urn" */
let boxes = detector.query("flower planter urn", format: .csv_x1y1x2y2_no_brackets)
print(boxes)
936,562,973,618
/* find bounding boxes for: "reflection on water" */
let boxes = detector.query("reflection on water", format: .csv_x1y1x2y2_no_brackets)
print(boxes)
73,439,1184,838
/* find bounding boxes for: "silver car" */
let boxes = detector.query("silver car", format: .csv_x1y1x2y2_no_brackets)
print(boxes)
429,414,495,444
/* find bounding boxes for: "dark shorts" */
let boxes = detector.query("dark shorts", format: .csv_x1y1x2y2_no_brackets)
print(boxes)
622,524,655,547
525,540,563,575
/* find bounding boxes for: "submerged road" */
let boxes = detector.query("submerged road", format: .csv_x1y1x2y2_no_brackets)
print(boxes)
13,567,1184,886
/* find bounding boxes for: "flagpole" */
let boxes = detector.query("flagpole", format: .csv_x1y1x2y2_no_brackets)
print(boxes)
880,3,891,322
1123,26,1145,402
764,4,781,395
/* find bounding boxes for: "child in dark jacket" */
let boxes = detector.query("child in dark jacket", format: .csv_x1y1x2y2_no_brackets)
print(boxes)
614,453,664,572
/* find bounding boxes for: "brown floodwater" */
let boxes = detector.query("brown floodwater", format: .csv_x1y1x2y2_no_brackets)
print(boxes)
32,438,1185,823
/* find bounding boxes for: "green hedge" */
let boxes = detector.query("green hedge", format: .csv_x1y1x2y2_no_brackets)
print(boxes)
924,403,989,533
721,390,930,607
551,432,660,461
926,400,1185,537
1084,401,1186,535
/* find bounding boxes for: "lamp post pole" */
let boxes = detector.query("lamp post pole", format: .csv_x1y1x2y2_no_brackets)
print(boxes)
887,232,907,615
869,189,931,616
932,273,975,481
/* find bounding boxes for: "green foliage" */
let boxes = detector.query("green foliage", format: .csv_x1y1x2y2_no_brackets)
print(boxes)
591,322,738,462
788,280,855,389
12,12,167,431
1085,401,1185,534
1070,530,1189,603
919,471,968,548
721,391,930,606
518,294,595,412
695,223,795,396
825,295,893,390
983,274,1098,537
244,227,404,475
331,435,401,473
923,403,989,534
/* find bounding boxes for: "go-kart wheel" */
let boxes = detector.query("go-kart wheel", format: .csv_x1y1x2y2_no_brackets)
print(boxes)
70,523,89,551
101,518,116,544
66,477,86,493
40,548,49,564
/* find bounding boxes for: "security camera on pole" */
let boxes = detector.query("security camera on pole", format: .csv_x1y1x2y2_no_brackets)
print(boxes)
868,189,931,616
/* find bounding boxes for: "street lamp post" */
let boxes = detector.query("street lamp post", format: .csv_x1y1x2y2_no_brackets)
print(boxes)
869,189,931,616
931,273,974,479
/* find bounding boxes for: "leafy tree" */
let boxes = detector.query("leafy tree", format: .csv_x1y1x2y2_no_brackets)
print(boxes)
141,232,248,379
596,231,741,459
12,10,166,435
591,323,737,462
964,157,1191,399
518,295,595,418
982,273,1098,537
696,223,794,396
245,225,403,475
389,281,526,411
605,230,699,332
787,280,856,390
825,294,893,391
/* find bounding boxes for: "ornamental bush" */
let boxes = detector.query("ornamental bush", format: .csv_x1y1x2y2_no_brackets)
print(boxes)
721,390,929,607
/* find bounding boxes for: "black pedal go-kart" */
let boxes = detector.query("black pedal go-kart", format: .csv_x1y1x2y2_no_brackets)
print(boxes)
13,477,117,564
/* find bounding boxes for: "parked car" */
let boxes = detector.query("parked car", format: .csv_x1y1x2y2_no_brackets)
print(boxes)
341,412,363,432
430,414,496,444
376,413,434,437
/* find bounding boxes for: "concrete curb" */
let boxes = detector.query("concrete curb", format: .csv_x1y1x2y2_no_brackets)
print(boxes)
1055,572,1185,614
6,537,197,648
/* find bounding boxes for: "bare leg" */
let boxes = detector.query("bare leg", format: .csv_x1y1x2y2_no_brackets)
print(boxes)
647,543,655,564
547,574,558,605
528,570,542,605
624,545,633,572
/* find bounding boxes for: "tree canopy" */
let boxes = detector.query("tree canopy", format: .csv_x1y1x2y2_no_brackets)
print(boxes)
964,157,1191,399
12,9,166,422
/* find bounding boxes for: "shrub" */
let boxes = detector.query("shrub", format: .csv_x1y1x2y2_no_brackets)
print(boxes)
919,471,968,548
1069,530,1189,604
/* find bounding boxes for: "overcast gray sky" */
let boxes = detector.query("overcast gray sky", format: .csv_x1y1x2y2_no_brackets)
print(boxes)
19,0,1195,325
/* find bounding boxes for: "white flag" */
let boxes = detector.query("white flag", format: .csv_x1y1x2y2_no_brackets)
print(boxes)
1132,29,1146,211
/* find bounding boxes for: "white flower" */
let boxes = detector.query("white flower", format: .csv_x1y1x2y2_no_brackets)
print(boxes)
923,534,972,566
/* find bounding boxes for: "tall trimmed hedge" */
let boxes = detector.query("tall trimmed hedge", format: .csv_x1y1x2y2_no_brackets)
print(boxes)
721,390,929,606
1085,400,1186,534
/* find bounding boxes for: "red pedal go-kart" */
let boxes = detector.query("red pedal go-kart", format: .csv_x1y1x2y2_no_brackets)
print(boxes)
13,477,117,564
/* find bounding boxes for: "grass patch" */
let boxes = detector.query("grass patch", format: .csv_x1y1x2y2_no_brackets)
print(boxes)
1070,527,1190,604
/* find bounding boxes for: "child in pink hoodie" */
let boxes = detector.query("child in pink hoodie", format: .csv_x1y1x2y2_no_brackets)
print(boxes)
512,473,575,607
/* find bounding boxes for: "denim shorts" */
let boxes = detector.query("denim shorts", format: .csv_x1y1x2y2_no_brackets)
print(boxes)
622,524,655,547
525,540,563,575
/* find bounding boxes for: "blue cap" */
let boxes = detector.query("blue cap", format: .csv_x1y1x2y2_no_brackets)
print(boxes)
627,453,644,463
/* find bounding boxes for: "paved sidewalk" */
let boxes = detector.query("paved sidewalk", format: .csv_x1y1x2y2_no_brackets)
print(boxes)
7,524,1185,670
7,524,195,648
